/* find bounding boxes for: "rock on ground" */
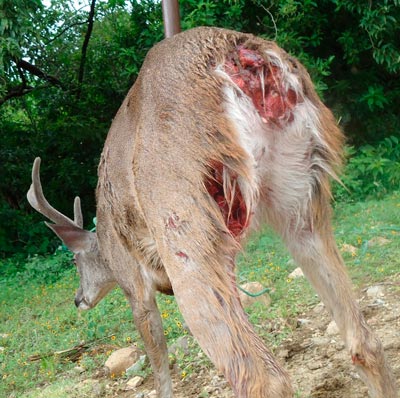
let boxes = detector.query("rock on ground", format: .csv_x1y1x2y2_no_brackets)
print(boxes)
238,282,271,308
104,346,143,377
288,267,304,279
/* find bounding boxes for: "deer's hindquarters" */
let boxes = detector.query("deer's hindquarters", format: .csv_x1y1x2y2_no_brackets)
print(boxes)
96,27,396,398
217,44,396,397
208,42,341,241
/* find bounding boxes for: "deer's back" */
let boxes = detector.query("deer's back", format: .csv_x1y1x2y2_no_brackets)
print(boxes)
96,26,344,263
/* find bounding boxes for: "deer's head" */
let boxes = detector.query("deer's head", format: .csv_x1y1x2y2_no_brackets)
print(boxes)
27,158,116,310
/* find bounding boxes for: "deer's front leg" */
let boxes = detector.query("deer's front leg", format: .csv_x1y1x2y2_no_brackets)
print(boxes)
126,287,173,398
276,207,397,397
98,232,173,398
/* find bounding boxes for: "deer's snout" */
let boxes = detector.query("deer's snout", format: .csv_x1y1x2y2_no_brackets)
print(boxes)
74,288,92,310
74,295,91,310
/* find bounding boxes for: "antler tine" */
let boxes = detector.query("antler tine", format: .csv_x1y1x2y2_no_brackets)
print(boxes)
27,157,79,227
74,196,84,228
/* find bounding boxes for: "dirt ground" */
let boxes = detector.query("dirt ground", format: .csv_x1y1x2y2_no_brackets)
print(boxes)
81,276,400,398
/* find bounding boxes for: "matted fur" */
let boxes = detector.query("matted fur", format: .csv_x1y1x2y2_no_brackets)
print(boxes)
28,27,397,398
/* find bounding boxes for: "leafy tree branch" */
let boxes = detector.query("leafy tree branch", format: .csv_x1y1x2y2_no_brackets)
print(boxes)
0,59,64,105
77,0,96,98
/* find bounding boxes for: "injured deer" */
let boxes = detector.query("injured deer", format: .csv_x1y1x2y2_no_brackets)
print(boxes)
27,27,397,398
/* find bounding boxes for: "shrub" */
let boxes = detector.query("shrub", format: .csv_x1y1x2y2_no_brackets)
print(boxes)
0,249,73,283
333,136,400,201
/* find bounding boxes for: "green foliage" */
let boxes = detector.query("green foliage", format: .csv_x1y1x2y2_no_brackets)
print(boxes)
0,248,72,282
21,251,72,283
334,0,400,73
1,0,399,258
0,256,138,396
0,0,161,257
1,194,399,396
334,136,400,201
360,85,389,111
158,295,187,341
0,0,43,97
326,0,400,143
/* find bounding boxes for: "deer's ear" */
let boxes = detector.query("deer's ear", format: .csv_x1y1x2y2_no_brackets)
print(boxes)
46,223,94,253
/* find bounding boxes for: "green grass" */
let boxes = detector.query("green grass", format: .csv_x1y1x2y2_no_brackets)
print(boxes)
0,192,399,397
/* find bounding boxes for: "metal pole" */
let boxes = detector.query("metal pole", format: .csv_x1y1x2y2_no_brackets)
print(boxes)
162,0,181,38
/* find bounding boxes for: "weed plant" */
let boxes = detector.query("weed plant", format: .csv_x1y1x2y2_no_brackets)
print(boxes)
0,193,399,397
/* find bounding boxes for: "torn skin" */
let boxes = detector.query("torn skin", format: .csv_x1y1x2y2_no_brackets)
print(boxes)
205,162,249,238
206,47,300,237
223,45,298,125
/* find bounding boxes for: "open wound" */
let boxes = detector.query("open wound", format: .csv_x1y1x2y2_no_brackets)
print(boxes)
223,45,298,125
206,47,299,236
205,161,248,238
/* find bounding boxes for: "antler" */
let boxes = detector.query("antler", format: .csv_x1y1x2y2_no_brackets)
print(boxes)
74,197,83,228
27,157,83,228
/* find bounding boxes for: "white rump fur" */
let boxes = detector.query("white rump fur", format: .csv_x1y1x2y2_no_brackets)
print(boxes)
216,50,336,234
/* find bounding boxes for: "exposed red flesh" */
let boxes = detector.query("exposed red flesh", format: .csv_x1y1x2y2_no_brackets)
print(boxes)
223,45,298,125
206,162,248,238
207,47,299,235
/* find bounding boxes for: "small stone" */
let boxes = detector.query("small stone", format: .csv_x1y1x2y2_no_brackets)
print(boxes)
288,267,304,279
349,371,361,380
134,393,145,398
374,298,386,305
366,285,385,299
238,282,271,309
277,349,290,360
210,374,223,386
104,346,143,377
313,302,325,314
311,336,330,346
147,390,157,398
326,320,339,336
126,354,147,376
126,376,144,390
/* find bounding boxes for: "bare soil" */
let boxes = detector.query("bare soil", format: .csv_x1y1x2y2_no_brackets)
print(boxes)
82,276,400,398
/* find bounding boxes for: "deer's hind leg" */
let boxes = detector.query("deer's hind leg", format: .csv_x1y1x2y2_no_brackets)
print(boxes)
263,184,397,398
288,225,396,397
151,206,294,398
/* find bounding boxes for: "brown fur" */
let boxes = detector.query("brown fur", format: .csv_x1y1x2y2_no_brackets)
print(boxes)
28,27,397,398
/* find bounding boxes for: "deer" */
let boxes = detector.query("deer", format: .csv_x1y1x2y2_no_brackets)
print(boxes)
27,27,397,398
